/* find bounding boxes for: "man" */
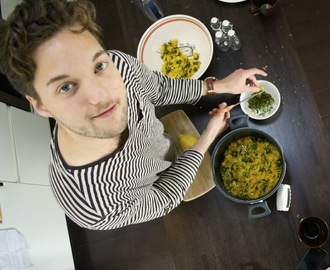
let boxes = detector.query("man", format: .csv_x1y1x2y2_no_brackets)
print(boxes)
0,0,267,229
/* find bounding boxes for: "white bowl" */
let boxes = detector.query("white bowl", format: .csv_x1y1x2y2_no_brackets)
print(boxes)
137,14,213,79
240,80,281,120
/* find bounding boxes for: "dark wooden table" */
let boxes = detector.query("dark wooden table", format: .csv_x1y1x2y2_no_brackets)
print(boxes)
66,0,330,269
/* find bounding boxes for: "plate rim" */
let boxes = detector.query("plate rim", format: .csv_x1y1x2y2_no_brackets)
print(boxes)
218,0,247,3
137,14,214,79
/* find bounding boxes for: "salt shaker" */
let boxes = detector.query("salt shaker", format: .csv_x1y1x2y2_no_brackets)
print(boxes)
210,17,221,32
221,19,233,33
215,31,230,52
228,29,241,50
133,0,164,22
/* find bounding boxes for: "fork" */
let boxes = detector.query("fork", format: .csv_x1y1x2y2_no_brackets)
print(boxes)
178,44,194,57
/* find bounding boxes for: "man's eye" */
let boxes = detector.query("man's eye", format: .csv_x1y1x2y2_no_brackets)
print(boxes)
59,83,74,93
95,62,107,72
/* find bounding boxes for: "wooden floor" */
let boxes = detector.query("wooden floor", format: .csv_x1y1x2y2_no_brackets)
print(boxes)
282,0,330,140
67,0,330,269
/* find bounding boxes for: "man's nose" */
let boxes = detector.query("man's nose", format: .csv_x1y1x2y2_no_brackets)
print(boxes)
84,78,108,105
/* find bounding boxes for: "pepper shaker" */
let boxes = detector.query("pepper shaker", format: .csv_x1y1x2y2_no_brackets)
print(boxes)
210,17,221,32
228,29,241,50
215,31,230,52
221,19,233,33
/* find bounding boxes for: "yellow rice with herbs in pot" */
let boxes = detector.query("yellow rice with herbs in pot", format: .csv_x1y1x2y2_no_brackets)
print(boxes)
219,136,282,199
160,39,201,78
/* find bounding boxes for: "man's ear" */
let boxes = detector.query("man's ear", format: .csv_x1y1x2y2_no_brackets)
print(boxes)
26,95,53,118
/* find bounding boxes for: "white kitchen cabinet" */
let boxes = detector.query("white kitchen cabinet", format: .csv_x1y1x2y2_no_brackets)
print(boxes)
9,106,51,185
0,182,75,270
0,102,51,185
0,102,19,183
0,104,74,269
1,0,23,19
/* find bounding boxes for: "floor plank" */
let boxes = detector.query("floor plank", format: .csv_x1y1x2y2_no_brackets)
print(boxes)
282,0,330,139
295,36,330,68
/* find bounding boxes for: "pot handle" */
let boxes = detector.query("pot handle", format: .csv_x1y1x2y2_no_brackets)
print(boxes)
227,114,249,130
248,201,271,219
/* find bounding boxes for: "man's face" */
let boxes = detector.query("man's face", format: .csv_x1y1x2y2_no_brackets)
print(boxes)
29,26,128,140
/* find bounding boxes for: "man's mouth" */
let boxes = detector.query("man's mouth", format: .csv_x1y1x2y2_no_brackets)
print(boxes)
93,104,116,118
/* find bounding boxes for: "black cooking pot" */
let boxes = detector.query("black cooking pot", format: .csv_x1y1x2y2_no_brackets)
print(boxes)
211,114,286,218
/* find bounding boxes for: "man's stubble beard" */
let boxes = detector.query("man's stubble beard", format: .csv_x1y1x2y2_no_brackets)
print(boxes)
58,102,128,140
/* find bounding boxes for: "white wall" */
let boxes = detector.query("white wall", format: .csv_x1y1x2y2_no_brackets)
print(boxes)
1,0,23,19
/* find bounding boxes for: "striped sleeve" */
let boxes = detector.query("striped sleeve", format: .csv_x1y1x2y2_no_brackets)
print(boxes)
93,150,203,229
109,50,204,106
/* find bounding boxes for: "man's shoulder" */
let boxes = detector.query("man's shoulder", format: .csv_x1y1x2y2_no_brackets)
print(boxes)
107,50,135,63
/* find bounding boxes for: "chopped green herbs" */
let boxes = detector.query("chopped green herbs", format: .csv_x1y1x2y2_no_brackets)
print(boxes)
248,91,274,116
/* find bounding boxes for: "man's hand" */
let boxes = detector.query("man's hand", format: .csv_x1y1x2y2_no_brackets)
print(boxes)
192,102,231,154
203,68,267,95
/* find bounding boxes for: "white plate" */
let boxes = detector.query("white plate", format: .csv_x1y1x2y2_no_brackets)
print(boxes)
137,14,213,79
240,80,281,120
218,0,247,3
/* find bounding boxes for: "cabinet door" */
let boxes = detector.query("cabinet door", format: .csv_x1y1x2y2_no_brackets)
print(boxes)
0,182,74,270
1,0,24,19
10,106,51,185
0,101,18,182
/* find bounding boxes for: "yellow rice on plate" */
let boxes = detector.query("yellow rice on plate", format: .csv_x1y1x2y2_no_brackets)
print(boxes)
160,39,201,78
219,136,282,199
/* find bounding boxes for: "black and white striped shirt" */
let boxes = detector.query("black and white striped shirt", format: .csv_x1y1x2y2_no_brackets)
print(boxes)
49,51,204,230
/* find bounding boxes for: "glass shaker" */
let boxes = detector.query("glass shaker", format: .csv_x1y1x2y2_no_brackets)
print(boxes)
215,31,230,52
133,0,164,22
228,29,241,50
210,17,221,32
221,19,233,34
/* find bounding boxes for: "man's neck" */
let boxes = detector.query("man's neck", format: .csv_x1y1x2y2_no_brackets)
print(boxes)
56,125,129,167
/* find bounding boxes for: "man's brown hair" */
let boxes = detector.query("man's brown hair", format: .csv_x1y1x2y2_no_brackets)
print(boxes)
0,0,103,101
